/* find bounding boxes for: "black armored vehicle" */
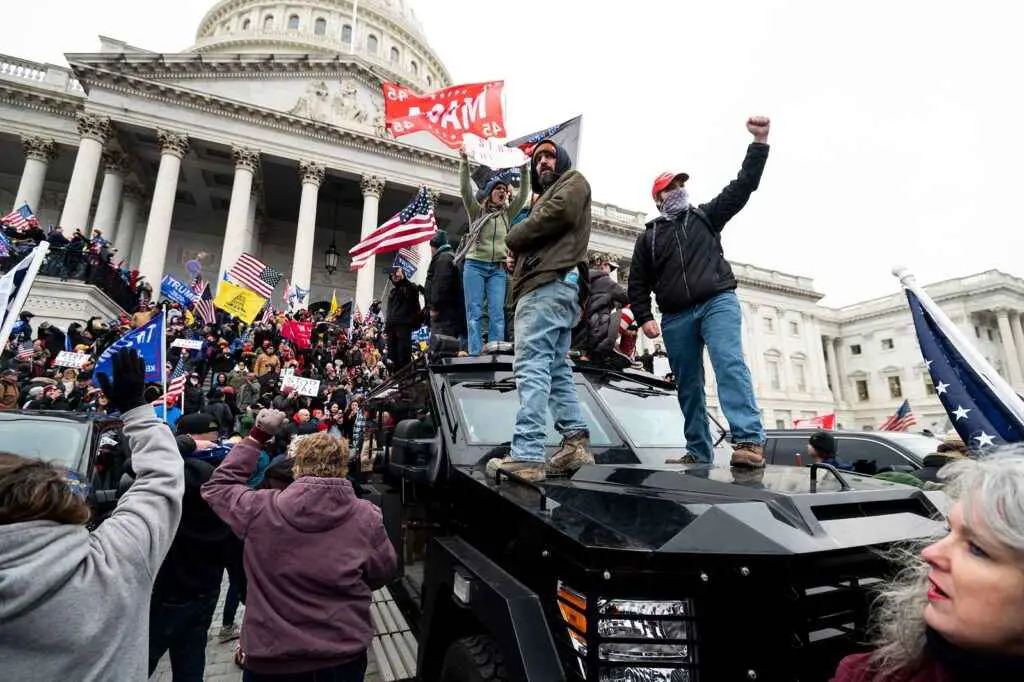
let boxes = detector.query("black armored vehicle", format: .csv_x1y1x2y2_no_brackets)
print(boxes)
361,353,946,682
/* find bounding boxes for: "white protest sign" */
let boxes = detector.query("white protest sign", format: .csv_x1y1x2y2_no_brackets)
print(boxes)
282,374,321,397
653,356,671,379
171,338,204,350
54,351,92,369
282,367,295,377
463,133,528,170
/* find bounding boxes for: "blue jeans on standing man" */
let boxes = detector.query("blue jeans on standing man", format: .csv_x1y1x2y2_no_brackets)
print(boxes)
463,259,507,355
511,277,589,462
661,291,764,463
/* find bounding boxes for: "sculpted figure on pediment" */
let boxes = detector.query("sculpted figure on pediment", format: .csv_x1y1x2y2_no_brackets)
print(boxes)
333,80,368,124
289,81,332,122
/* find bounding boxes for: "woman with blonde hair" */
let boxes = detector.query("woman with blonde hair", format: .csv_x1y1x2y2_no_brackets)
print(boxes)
832,452,1024,681
202,409,396,682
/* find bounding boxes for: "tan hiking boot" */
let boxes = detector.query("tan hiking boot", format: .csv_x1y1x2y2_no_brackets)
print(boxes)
549,434,595,476
730,443,766,468
666,453,701,465
486,456,547,482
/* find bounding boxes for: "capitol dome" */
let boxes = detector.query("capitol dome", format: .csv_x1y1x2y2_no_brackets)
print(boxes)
191,0,451,90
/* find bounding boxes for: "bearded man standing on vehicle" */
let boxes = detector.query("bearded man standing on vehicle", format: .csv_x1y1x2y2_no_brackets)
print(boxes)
486,139,594,482
628,116,771,467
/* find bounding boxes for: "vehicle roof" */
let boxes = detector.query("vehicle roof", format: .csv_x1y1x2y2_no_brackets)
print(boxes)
0,410,99,424
765,428,937,439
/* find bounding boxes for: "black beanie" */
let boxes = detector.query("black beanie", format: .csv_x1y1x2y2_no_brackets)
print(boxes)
430,230,449,248
809,430,837,457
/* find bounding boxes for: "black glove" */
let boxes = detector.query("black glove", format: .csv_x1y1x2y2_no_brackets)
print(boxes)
96,348,147,414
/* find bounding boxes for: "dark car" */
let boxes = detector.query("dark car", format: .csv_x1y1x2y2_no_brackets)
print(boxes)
357,354,947,682
762,429,942,475
0,410,124,519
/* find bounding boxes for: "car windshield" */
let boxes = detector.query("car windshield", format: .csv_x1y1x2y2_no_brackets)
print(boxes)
449,377,617,447
0,418,86,470
876,432,943,460
595,379,687,447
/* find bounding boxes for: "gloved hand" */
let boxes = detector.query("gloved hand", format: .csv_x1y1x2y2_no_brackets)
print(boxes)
96,348,147,414
249,408,287,444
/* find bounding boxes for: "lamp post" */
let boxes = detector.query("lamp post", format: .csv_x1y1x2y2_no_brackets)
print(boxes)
323,197,341,275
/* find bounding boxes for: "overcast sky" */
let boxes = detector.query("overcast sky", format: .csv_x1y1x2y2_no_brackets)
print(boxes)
5,0,1022,305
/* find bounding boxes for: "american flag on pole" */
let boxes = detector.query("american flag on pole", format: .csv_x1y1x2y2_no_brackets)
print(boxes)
227,253,283,299
15,340,34,361
879,399,917,432
159,356,188,404
1,204,40,232
349,187,437,271
258,304,275,325
393,246,421,278
190,277,206,296
193,283,216,325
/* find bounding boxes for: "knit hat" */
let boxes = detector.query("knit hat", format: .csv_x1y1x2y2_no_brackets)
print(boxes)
430,230,449,248
808,430,837,457
476,177,510,204
176,413,220,436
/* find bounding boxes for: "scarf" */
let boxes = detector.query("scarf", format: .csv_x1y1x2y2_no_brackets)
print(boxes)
660,187,691,220
925,627,1024,681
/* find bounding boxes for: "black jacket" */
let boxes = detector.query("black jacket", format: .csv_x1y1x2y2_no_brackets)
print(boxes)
425,247,466,335
207,399,234,436
386,277,423,327
576,268,628,354
628,143,769,323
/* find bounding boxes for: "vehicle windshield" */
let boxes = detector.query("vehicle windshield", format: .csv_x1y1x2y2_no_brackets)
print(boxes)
595,379,686,447
876,432,943,460
0,418,86,470
448,376,618,448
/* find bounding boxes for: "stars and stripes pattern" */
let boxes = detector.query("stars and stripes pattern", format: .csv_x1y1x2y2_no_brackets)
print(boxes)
902,273,1024,450
190,277,206,296
193,283,216,325
160,356,188,404
1,204,40,232
349,187,437,271
15,340,34,361
258,304,275,325
0,230,12,258
227,253,283,299
879,399,917,431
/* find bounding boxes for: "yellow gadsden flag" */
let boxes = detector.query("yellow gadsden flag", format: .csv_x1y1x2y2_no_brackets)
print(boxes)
329,289,339,319
214,279,268,324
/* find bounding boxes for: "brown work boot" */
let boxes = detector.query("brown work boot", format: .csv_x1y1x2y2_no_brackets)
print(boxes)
486,456,547,482
665,453,701,465
549,433,595,476
730,443,766,468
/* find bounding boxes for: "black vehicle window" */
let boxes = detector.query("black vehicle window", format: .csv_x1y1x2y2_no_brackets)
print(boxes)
0,419,86,471
595,380,685,447
769,437,808,466
837,438,909,475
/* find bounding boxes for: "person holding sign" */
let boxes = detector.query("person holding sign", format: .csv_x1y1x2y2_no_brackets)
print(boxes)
628,116,771,467
456,145,531,356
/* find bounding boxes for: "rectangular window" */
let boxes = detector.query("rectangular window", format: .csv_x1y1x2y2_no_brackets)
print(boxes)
975,326,981,338
850,344,862,356
881,338,894,350
794,363,807,392
856,379,870,401
767,360,781,390
775,410,791,429
775,419,787,429
924,375,935,395
888,375,903,399
988,329,994,341
764,317,775,333
789,321,800,336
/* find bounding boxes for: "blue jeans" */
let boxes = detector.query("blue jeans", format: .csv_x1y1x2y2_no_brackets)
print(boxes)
463,259,507,355
148,590,220,681
511,278,588,462
661,291,764,462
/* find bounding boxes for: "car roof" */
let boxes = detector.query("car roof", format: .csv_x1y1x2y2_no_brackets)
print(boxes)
0,409,95,423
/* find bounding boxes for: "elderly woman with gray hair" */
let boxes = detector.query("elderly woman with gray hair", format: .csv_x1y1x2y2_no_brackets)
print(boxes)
832,453,1024,681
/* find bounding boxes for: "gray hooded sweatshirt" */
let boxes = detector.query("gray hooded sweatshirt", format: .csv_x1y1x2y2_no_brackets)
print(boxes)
0,405,184,681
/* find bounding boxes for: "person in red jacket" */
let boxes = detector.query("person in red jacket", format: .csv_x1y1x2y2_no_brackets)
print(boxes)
831,453,1024,682
202,409,397,681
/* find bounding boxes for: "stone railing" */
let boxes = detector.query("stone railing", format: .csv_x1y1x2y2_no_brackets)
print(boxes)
592,202,646,229
0,54,85,94
732,261,823,299
1,245,138,313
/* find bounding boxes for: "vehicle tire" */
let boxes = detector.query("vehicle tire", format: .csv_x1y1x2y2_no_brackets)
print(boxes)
439,634,509,682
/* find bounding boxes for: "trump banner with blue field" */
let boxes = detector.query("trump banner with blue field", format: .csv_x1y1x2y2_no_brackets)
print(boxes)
95,311,165,383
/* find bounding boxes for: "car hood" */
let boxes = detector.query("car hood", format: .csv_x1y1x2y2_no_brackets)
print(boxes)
483,463,946,555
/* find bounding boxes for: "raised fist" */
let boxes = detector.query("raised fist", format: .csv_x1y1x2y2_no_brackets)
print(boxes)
746,116,770,142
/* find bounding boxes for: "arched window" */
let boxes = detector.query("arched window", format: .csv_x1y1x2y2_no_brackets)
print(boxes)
263,14,274,30
426,74,432,87
288,14,300,30
367,34,378,54
341,24,352,42
791,354,808,392
314,17,327,35
242,18,251,30
764,350,783,390
390,46,400,64
410,60,418,75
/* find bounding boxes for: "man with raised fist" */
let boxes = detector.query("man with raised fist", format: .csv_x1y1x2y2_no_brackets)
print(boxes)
628,116,771,468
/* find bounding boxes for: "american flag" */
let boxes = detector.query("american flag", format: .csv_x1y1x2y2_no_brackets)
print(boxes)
15,340,34,361
1,204,40,232
393,246,420,278
349,187,437,270
258,303,275,325
0,231,12,258
227,253,282,299
193,283,216,325
879,399,917,432
161,356,188,404
190,277,206,295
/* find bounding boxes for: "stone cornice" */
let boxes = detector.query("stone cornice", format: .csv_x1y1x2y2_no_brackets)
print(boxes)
67,58,460,175
0,81,81,121
592,218,642,240
734,272,825,301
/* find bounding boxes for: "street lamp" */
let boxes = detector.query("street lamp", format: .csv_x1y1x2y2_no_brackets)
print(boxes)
324,242,339,275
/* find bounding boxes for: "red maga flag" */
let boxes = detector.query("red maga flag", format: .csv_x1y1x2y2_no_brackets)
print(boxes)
383,81,505,148
793,413,837,430
281,320,313,349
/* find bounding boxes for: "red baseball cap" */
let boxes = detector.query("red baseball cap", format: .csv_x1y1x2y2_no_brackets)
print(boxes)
651,172,690,202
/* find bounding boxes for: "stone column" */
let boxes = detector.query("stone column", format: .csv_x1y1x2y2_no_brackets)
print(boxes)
60,113,111,233
824,335,843,404
90,150,126,239
137,130,189,288
113,181,143,265
997,308,1024,386
1010,311,1024,382
803,314,829,395
742,302,762,392
245,179,260,254
14,136,58,213
291,160,325,304
218,146,260,282
354,175,385,313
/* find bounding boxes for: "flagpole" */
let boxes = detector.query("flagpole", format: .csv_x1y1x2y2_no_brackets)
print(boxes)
0,241,49,349
161,302,168,423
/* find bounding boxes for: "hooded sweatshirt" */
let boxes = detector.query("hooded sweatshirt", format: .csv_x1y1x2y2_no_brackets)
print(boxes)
201,437,397,674
0,405,183,682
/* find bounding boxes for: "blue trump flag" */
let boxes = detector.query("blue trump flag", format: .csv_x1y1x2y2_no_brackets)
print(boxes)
160,275,198,307
95,311,165,383
899,268,1024,449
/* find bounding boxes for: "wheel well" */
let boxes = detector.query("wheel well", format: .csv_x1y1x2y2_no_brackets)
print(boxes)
420,581,489,681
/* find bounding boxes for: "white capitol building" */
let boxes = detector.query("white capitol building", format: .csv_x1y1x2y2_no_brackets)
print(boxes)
3,0,1024,433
